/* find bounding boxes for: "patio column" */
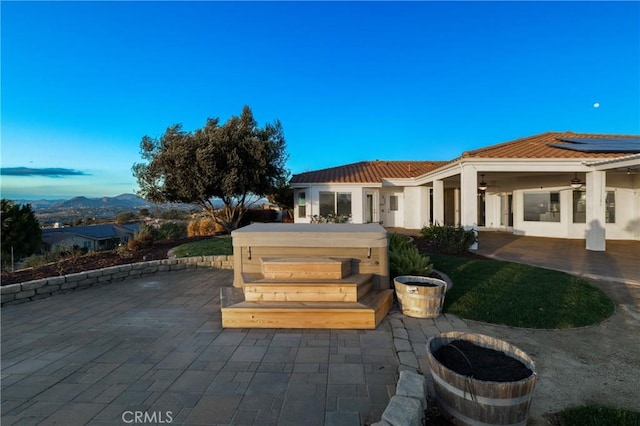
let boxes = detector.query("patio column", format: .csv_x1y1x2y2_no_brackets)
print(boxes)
433,179,445,226
585,170,606,251
460,166,479,250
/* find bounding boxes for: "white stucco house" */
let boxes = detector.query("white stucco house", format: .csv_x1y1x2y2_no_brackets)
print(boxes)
290,131,640,251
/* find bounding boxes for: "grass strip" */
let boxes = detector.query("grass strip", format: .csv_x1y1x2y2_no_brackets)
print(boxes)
427,253,614,328
557,405,640,426
172,236,232,258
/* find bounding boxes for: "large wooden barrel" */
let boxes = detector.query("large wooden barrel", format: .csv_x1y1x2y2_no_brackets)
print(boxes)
394,275,447,318
427,332,537,426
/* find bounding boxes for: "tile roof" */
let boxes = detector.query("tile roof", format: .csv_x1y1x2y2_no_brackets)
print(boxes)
290,132,639,184
42,224,138,241
290,161,446,184
460,131,640,159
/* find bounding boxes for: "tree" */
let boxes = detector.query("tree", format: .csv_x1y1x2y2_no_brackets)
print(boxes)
1,199,42,268
116,212,137,224
133,106,288,231
267,176,294,221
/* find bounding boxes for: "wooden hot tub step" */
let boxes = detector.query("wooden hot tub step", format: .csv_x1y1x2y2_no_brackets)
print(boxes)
261,257,351,280
242,273,373,302
220,288,394,329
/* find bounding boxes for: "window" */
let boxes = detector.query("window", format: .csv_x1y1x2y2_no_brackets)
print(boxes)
319,192,335,216
319,191,352,217
573,190,615,223
573,191,586,223
297,192,306,218
606,191,615,223
337,193,352,216
524,192,560,222
389,195,398,211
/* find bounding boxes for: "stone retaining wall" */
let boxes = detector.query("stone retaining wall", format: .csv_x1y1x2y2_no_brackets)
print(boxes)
1,255,233,306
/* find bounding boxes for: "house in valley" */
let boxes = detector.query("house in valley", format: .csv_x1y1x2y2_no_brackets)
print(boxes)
42,224,140,252
290,131,640,251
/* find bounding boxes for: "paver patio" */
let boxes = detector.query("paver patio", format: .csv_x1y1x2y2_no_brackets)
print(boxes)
1,269,411,425
3,232,638,425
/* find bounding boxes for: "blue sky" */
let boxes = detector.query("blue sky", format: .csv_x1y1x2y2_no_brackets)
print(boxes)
2,1,639,200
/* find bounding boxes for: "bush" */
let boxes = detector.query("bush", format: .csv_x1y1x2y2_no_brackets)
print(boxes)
116,212,137,224
310,214,351,224
157,222,187,240
127,225,158,251
420,223,477,254
388,233,433,277
187,217,225,237
239,208,279,227
21,248,87,269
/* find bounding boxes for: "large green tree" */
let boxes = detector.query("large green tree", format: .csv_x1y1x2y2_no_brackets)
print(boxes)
1,199,42,268
133,106,288,231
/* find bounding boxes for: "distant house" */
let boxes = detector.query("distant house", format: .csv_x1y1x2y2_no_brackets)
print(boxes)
290,131,640,251
42,224,140,252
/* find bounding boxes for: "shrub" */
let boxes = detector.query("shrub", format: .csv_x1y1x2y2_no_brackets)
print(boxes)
420,223,477,254
21,248,87,269
158,222,187,240
187,220,199,237
388,233,433,277
239,208,279,226
187,217,225,237
310,214,351,224
198,217,218,236
127,225,157,251
116,212,137,224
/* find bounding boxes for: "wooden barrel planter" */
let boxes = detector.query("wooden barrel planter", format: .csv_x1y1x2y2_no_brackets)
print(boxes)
394,275,447,318
427,332,537,426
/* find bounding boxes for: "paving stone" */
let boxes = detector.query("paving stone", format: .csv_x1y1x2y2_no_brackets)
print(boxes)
328,364,365,385
296,346,330,363
232,408,259,425
337,396,371,415
271,333,302,347
231,345,267,362
325,410,361,426
395,370,427,411
279,395,324,426
239,394,275,410
33,383,92,403
245,372,289,395
393,338,412,352
392,327,409,340
41,402,105,425
381,395,422,426
186,394,242,424
397,351,419,369
168,370,216,393
262,345,298,363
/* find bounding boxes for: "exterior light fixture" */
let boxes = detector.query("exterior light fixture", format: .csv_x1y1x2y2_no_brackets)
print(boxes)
478,174,488,191
570,172,583,190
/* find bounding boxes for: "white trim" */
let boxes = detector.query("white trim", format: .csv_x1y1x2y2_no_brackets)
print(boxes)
584,154,640,171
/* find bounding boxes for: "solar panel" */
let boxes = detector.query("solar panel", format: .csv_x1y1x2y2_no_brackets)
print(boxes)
550,138,640,153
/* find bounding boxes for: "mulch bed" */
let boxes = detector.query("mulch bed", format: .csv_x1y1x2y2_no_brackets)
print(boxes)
434,339,533,382
1,237,210,286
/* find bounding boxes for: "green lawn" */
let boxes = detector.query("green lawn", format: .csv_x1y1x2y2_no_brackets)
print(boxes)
556,405,640,426
172,237,233,258
427,253,614,329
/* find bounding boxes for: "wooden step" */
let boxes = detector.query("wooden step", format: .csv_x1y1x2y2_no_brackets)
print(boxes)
220,287,394,330
242,273,372,302
261,257,351,280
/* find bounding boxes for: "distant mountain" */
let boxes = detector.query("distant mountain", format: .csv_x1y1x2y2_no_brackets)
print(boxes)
51,194,153,209
15,194,232,212
12,199,66,209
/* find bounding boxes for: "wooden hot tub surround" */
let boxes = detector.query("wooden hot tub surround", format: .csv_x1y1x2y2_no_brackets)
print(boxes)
220,223,393,329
